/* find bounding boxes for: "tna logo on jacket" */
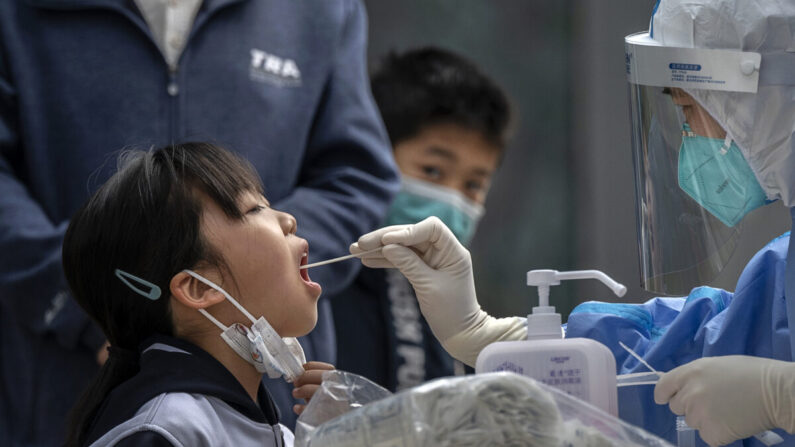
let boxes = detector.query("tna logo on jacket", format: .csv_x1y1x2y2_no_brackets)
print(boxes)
250,48,302,87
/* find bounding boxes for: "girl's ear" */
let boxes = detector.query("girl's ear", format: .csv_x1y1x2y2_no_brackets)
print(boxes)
170,271,225,309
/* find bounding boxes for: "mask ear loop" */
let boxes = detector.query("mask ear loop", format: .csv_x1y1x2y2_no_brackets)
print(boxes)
719,135,732,156
184,270,275,363
197,308,229,332
183,269,258,324
183,269,304,381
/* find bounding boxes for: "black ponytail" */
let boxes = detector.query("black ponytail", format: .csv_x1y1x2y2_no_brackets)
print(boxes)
65,351,140,446
63,142,263,446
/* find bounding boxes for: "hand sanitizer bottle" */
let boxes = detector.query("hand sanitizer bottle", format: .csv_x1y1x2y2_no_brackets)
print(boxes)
475,269,626,416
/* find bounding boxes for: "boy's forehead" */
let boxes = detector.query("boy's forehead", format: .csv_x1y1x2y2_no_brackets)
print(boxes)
395,123,501,173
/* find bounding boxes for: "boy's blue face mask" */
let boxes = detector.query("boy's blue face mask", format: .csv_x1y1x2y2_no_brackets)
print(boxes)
385,177,485,245
677,123,768,227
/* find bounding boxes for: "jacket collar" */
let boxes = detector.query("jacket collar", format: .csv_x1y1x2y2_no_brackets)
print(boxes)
85,335,280,445
26,0,250,68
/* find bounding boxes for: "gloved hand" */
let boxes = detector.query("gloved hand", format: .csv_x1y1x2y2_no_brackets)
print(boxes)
351,216,526,366
654,355,795,446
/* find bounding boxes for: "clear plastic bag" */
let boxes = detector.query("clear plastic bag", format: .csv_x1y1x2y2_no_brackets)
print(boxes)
295,371,673,447
294,370,393,445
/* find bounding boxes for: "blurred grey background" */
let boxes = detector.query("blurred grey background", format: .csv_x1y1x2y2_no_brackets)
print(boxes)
363,0,792,319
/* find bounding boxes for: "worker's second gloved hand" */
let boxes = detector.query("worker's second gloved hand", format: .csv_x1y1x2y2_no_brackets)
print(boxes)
351,216,525,366
654,355,795,446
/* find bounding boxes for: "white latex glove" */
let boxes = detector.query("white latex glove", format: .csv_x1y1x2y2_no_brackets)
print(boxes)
654,355,795,446
351,216,526,366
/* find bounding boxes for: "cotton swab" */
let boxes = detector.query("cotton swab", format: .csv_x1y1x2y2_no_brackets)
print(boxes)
616,342,662,388
619,341,662,377
299,247,383,269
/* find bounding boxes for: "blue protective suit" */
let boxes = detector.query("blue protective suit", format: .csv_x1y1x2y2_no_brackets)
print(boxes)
567,226,793,446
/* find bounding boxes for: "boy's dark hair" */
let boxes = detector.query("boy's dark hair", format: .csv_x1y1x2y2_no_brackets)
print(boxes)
371,46,512,149
63,142,263,446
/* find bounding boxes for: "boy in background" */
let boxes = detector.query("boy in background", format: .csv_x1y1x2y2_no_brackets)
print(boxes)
331,47,512,390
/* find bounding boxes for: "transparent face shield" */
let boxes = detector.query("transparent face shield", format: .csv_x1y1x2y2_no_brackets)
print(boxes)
625,32,764,294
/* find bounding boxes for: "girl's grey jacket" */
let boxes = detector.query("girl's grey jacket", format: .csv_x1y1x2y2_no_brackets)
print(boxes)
86,336,293,446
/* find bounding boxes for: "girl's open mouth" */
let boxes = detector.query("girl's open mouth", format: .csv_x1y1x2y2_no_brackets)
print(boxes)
299,252,311,282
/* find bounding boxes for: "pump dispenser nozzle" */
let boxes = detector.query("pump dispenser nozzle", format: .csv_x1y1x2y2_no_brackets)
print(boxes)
525,269,627,340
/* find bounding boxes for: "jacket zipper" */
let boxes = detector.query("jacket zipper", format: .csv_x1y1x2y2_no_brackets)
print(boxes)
167,67,179,142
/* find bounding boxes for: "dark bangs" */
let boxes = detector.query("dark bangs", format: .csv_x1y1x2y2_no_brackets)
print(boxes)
158,142,264,219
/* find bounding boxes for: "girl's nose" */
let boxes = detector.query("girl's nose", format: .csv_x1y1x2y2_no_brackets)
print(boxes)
278,211,297,235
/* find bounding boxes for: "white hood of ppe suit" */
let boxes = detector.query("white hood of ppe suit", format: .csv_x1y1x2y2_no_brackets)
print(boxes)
652,0,795,206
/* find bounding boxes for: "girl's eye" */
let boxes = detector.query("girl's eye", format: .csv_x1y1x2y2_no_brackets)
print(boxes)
247,204,267,214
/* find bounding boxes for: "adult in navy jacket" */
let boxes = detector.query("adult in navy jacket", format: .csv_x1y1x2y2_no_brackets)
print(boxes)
0,0,399,444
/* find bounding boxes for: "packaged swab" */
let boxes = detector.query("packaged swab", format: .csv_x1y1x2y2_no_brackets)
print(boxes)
295,371,674,447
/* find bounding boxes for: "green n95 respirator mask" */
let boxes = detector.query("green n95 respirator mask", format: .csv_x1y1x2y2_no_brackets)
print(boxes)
677,123,767,227
385,177,485,246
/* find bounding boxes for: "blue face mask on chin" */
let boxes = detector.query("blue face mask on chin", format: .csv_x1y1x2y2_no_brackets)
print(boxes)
677,123,768,227
385,177,485,246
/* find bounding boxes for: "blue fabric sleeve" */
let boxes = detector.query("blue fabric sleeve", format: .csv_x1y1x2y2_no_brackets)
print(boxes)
567,288,733,374
272,0,400,297
0,47,104,353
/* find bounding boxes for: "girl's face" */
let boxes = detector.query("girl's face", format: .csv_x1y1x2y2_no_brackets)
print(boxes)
200,191,322,337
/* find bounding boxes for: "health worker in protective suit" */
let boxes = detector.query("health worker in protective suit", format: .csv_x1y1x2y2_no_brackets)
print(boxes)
349,1,795,446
